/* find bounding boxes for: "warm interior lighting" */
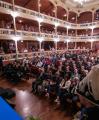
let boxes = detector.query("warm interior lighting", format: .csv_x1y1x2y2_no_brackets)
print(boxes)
37,17,43,23
66,25,71,29
67,39,70,42
37,37,43,42
64,14,67,17
21,40,23,42
12,36,21,41
89,39,94,42
53,9,56,13
19,20,22,23
89,26,95,29
72,17,75,20
39,3,41,7
54,38,59,42
55,22,59,27
74,0,90,5
11,11,18,18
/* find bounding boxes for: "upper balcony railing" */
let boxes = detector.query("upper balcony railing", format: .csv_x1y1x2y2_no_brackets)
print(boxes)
0,1,99,29
0,28,99,42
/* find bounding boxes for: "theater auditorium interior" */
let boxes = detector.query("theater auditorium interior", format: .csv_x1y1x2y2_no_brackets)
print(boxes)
0,0,99,120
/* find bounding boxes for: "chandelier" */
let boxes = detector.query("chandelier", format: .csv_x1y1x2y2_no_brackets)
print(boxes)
74,0,90,5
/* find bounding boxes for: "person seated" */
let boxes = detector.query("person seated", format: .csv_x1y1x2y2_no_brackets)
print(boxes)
31,68,48,94
37,80,49,96
55,78,71,110
36,60,43,68
46,80,57,101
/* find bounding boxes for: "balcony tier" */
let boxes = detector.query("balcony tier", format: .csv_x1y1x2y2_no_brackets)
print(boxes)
0,1,99,30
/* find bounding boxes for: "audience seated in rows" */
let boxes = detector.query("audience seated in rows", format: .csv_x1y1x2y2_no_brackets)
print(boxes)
1,50,99,119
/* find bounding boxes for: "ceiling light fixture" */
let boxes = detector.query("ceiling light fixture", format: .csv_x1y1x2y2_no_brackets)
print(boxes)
64,14,67,17
54,38,59,42
72,17,75,20
67,39,70,42
12,36,21,41
54,22,59,27
19,20,22,23
11,11,18,18
37,37,43,42
53,9,56,13
74,0,90,5
37,17,43,23
39,3,41,7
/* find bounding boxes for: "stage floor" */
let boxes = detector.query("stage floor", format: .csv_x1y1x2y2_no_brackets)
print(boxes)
0,78,72,120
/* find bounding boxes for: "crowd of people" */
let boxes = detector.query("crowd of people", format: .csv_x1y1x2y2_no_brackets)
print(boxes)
1,20,99,37
1,50,99,119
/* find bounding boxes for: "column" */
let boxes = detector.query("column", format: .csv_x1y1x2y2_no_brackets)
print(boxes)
92,11,94,22
67,10,69,22
55,6,57,18
75,14,78,36
90,28,93,50
38,21,42,51
38,0,40,13
67,28,68,36
91,27,94,49
91,41,93,50
13,17,17,31
55,26,57,35
55,6,57,35
15,40,18,56
75,14,78,49
12,0,18,59
38,22,41,33
39,41,41,51
55,6,58,51
12,0,16,31
55,41,57,51
38,38,43,52
90,11,94,50
67,10,69,50
38,0,41,33
27,41,28,52
67,41,69,50
75,42,77,49
38,0,42,51
66,10,69,44
67,27,69,50
91,28,93,50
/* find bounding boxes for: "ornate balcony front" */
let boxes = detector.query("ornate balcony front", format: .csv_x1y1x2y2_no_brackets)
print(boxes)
0,1,99,30
0,28,99,42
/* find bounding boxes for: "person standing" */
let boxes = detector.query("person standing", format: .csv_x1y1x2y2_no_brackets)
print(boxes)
75,64,99,120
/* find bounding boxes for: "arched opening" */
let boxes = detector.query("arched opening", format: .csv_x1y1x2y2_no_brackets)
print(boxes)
57,26,67,35
17,40,39,53
40,23,55,34
94,9,99,21
93,28,99,36
0,40,15,54
68,11,77,23
77,11,92,23
16,17,39,32
42,41,55,51
57,6,67,20
2,0,12,4
77,29,92,36
57,41,66,50
14,0,38,11
40,0,55,17
0,13,13,29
